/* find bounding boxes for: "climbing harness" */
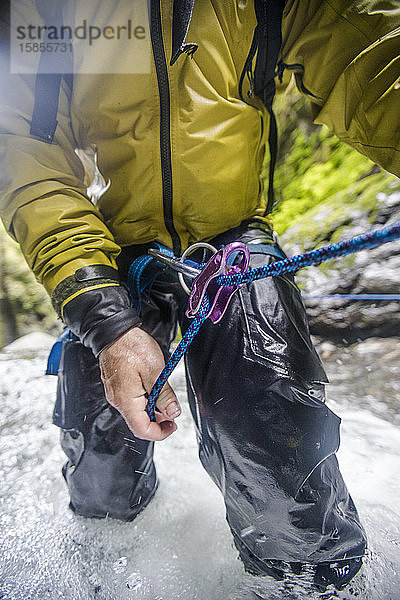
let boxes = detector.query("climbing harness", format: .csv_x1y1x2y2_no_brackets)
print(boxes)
141,221,400,420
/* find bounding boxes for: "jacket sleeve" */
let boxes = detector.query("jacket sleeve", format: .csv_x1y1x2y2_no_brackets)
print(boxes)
0,15,140,355
281,0,400,177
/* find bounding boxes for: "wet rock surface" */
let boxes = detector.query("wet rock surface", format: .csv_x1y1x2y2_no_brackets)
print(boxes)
0,337,400,600
316,337,400,426
281,190,400,344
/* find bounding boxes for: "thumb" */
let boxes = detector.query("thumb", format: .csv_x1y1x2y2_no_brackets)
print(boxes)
152,381,181,420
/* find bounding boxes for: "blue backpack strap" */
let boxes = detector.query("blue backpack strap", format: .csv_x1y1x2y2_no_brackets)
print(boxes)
46,328,76,375
30,0,70,143
247,242,285,261
127,243,174,314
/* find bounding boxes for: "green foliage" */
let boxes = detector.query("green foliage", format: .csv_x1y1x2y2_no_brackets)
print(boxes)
269,85,399,239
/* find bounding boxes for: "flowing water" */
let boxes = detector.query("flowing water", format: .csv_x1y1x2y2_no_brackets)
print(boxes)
0,335,399,600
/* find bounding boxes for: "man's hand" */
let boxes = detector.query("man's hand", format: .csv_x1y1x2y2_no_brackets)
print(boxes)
99,327,181,441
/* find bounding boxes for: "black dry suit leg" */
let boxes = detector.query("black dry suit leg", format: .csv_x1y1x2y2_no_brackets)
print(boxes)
179,221,367,580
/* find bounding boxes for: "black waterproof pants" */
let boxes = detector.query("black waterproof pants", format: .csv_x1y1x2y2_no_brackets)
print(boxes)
54,220,367,569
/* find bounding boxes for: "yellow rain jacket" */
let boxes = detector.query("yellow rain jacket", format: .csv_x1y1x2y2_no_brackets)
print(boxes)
0,0,399,315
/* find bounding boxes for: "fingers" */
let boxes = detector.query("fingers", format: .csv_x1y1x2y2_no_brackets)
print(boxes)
118,393,178,442
103,374,179,441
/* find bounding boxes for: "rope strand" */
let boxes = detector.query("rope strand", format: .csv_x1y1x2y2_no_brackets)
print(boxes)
145,296,210,421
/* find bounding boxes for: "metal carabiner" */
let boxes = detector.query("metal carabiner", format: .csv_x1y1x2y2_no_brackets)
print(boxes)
177,242,218,295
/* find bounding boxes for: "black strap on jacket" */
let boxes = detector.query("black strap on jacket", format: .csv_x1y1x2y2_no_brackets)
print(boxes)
239,0,286,215
170,0,198,65
30,0,69,143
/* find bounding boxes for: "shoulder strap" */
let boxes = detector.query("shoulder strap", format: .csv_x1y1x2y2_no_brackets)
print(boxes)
239,0,285,214
30,0,69,143
253,0,285,111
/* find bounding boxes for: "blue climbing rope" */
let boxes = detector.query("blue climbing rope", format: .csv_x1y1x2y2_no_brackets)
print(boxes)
144,221,400,420
217,221,400,287
145,296,210,421
127,255,155,313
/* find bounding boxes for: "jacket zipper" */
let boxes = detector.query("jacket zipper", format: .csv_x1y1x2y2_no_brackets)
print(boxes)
150,0,182,256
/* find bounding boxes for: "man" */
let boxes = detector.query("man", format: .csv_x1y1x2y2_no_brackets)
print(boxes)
1,0,399,591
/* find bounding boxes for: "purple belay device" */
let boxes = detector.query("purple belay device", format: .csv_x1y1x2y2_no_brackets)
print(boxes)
186,242,250,323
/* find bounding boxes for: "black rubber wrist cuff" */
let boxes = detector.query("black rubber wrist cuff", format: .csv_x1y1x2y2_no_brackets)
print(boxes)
61,283,141,357
52,265,121,317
